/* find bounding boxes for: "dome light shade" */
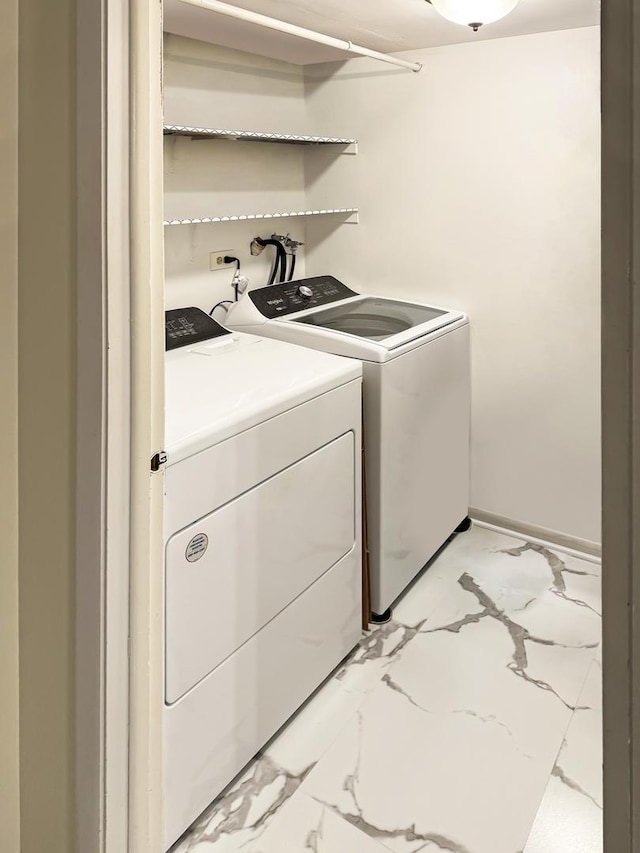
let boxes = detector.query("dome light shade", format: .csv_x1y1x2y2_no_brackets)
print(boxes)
429,0,519,31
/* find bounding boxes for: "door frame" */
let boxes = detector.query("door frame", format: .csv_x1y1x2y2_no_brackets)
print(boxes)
0,0,19,848
75,0,164,850
75,1,640,850
602,1,640,850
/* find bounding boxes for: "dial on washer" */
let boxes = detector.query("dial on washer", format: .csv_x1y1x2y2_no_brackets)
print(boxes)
298,285,313,298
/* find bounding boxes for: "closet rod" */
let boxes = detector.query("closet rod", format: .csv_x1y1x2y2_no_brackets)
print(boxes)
177,0,423,72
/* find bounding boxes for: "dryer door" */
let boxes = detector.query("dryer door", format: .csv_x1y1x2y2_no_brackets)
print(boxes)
165,431,355,704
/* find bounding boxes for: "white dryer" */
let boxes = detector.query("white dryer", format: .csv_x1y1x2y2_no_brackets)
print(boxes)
163,307,362,849
225,277,470,621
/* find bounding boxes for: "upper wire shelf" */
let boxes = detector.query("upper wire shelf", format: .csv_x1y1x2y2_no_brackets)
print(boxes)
163,208,359,226
163,124,357,150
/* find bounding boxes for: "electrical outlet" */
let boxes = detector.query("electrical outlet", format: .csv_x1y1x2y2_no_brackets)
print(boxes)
209,250,236,271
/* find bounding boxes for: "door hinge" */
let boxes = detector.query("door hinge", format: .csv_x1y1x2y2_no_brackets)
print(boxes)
151,451,167,473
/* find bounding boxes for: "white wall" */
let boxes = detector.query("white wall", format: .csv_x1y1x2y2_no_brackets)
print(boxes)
304,26,601,545
163,36,312,317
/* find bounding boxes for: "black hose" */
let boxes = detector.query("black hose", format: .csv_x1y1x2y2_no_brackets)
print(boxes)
268,250,281,285
273,243,286,284
288,253,296,281
274,245,286,284
256,238,286,285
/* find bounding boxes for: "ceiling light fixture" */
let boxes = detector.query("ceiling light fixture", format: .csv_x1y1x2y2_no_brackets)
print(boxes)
425,0,520,32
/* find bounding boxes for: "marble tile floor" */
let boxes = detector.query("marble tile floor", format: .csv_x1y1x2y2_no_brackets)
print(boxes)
171,525,602,853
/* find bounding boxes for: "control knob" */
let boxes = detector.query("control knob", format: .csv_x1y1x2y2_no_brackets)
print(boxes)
298,285,313,298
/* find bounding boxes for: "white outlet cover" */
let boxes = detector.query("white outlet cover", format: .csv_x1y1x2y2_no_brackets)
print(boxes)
209,250,236,271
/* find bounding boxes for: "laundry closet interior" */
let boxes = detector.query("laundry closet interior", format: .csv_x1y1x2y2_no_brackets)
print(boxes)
160,2,601,851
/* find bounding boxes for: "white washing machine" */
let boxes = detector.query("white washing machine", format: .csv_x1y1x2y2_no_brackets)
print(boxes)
226,277,470,620
163,307,362,849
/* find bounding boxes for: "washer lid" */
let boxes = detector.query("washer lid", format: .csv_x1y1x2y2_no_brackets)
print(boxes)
291,297,446,341
289,296,462,347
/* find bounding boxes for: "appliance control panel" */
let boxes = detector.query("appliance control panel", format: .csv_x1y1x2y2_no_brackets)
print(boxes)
165,307,231,351
248,276,358,319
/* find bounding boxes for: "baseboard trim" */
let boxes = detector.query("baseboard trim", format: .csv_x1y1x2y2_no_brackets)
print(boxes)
469,508,602,563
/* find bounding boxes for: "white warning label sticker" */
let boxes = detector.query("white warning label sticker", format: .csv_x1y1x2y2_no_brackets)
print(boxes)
185,533,208,563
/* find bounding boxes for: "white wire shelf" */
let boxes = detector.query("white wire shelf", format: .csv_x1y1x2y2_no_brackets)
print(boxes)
163,208,359,226
163,124,357,151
